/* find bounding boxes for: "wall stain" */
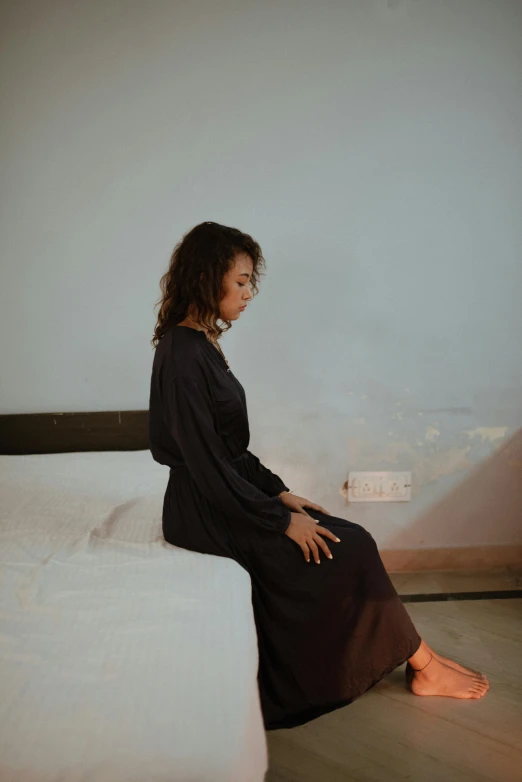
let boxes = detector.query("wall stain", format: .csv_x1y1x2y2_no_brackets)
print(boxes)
463,426,508,443
425,425,440,442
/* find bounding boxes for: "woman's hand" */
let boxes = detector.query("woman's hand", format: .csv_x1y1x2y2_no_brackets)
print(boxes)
278,491,332,517
284,512,341,564
279,492,341,564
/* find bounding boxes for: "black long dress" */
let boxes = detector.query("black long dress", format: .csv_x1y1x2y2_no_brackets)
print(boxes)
148,325,422,730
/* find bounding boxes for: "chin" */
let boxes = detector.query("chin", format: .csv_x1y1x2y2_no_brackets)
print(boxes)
222,309,243,321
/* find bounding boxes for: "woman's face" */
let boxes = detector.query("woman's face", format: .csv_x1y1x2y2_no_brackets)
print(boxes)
219,252,254,321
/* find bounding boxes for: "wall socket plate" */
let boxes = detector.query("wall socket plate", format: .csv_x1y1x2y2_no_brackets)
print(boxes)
348,471,412,502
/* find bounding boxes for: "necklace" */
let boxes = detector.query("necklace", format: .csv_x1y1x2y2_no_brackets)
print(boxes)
186,317,230,369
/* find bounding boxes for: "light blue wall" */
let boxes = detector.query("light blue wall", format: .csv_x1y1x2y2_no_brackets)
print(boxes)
1,0,520,546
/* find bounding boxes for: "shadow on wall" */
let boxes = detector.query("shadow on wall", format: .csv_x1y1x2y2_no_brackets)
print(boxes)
385,427,522,552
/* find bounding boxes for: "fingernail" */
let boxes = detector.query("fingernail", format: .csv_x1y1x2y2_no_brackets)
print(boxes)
328,554,333,559
335,538,341,542
316,560,320,564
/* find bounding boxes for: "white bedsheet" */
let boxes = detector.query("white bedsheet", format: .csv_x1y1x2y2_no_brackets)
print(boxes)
0,450,268,782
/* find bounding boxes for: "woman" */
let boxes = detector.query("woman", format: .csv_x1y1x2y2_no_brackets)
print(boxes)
148,221,489,730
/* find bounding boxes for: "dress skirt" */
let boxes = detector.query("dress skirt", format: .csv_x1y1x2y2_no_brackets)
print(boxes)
164,458,422,731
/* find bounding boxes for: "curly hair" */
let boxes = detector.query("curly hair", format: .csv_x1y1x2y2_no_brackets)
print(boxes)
151,221,266,349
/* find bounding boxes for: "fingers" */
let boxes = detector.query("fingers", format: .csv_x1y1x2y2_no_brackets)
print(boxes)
301,543,311,563
314,535,333,562
303,503,333,517
315,525,341,544
305,530,338,564
308,538,320,564
304,535,334,564
295,517,342,563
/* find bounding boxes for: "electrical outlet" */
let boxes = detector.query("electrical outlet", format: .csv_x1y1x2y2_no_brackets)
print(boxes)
348,471,412,502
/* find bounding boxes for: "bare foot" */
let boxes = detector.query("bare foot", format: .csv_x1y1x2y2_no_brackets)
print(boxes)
406,657,489,699
421,642,488,681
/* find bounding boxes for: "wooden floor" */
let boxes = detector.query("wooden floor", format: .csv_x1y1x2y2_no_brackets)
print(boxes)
265,568,522,782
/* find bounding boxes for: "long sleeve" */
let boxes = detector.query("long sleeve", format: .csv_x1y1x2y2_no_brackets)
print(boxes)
165,372,291,534
245,450,290,497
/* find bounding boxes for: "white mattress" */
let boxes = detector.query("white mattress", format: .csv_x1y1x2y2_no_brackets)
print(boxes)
0,450,268,782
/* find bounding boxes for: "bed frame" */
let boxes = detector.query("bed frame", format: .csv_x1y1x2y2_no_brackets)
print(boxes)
0,411,147,454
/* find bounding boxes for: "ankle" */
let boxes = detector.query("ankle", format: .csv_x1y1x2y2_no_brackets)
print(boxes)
409,652,434,673
407,640,433,671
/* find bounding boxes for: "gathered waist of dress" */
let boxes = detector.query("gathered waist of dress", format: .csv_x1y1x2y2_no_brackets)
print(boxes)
169,450,249,475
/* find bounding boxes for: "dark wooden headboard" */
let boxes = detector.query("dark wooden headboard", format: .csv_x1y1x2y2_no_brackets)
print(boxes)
0,411,148,454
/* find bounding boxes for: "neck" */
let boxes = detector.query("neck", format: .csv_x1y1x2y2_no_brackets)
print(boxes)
182,317,228,366
182,316,215,342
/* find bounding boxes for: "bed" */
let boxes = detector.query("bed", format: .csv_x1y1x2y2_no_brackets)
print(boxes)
0,449,269,781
